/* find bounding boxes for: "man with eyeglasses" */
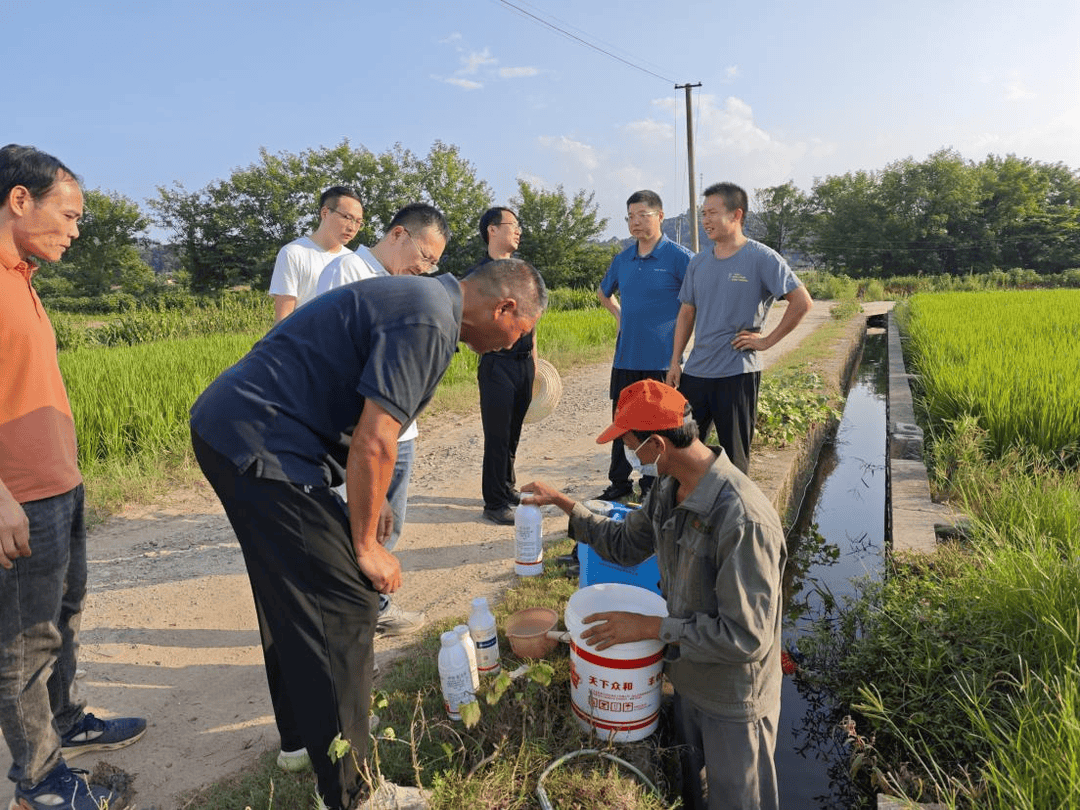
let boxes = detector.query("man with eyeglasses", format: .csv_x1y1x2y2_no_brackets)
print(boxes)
268,185,364,322
472,207,537,525
595,190,693,502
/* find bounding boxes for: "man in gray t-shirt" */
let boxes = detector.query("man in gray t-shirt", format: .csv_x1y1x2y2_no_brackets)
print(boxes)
666,182,812,474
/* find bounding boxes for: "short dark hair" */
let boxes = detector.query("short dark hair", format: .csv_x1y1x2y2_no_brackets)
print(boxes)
387,203,450,243
319,185,362,210
628,401,699,449
626,190,662,210
0,144,78,207
465,257,548,319
479,207,517,244
703,182,748,221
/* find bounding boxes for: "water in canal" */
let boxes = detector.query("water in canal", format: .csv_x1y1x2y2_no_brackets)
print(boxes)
775,327,889,809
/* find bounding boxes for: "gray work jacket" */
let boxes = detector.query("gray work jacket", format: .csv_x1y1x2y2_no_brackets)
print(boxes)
569,447,786,721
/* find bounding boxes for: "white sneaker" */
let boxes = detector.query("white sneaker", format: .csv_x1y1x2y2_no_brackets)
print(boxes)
375,602,426,637
276,746,311,772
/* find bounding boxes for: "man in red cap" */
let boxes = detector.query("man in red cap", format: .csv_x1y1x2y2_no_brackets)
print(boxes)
522,379,786,810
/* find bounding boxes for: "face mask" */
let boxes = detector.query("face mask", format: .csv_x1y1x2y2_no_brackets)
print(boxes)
624,439,659,478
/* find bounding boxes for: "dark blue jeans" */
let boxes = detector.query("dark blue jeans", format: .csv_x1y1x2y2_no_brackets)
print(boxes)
0,485,87,787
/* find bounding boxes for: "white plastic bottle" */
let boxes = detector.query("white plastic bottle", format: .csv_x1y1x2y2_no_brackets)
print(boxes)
514,503,544,577
438,630,474,720
468,596,501,676
454,624,480,691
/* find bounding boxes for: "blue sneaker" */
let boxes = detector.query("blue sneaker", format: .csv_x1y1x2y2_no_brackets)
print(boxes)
60,712,147,759
10,762,130,810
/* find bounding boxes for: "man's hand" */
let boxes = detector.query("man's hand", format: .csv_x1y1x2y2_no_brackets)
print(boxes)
580,611,662,651
355,542,402,594
664,365,682,388
0,486,30,570
731,330,768,352
519,481,575,515
376,500,394,545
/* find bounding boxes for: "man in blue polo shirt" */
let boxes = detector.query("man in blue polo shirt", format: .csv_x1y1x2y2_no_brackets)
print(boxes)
597,190,693,501
190,259,547,810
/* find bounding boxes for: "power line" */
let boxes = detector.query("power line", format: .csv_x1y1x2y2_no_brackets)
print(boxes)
495,0,676,84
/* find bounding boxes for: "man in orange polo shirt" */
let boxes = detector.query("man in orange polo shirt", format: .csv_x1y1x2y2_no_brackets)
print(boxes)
0,145,145,810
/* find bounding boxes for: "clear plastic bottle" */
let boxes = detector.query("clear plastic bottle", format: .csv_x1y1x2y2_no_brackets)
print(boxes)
454,624,480,691
468,596,501,676
438,630,473,720
514,503,544,577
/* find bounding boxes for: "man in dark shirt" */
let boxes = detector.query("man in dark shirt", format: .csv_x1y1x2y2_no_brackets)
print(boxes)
191,258,546,810
473,207,538,525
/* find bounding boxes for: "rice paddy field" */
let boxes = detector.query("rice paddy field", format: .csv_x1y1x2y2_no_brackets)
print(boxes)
57,307,617,485
903,288,1080,459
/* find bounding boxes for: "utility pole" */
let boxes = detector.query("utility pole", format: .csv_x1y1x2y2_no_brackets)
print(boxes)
675,82,702,251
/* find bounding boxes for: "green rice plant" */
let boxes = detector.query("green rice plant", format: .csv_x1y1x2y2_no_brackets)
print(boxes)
904,290,1080,461
60,332,259,470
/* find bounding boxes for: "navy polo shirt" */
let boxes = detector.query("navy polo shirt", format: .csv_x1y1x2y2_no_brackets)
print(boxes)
190,273,463,487
600,234,693,370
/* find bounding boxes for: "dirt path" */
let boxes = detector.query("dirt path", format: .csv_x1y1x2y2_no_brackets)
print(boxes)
1,302,839,809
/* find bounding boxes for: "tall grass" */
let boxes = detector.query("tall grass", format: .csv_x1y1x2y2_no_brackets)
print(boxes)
905,289,1080,460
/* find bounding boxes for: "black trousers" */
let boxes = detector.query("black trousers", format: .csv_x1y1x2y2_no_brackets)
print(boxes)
607,368,667,491
478,353,533,510
678,371,760,475
192,432,376,810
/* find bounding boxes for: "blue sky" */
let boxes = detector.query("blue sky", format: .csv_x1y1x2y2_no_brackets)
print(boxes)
9,0,1080,240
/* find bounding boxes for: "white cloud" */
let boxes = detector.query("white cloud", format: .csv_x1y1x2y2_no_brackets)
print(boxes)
1004,79,1035,101
623,118,674,145
461,48,496,75
499,66,539,79
724,65,740,82
439,32,462,45
442,76,483,90
538,135,601,172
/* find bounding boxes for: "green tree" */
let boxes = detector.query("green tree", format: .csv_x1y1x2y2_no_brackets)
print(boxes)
875,149,983,274
39,189,155,296
752,181,810,258
151,140,493,290
976,155,1080,272
510,180,615,288
805,170,888,275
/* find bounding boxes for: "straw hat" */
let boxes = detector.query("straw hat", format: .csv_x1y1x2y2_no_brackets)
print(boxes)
524,358,562,424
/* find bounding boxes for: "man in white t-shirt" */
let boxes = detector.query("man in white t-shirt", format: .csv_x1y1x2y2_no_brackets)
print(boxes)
317,203,448,639
268,186,364,322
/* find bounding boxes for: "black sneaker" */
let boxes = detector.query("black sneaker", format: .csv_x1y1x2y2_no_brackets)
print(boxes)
482,506,515,525
12,762,130,810
61,712,147,759
595,482,633,502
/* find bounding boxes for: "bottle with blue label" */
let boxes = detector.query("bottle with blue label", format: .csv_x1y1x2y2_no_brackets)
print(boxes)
468,596,501,676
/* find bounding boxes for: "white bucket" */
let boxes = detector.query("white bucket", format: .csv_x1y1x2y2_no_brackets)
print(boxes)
564,583,668,742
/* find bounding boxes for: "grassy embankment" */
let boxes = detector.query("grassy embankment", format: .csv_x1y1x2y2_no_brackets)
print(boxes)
800,289,1080,809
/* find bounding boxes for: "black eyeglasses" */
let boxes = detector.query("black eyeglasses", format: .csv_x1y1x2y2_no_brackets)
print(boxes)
329,207,364,227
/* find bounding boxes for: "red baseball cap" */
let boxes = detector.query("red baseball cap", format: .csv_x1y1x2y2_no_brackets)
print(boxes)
596,379,689,444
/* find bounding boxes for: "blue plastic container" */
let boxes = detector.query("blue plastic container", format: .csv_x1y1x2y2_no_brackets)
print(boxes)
577,501,662,596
